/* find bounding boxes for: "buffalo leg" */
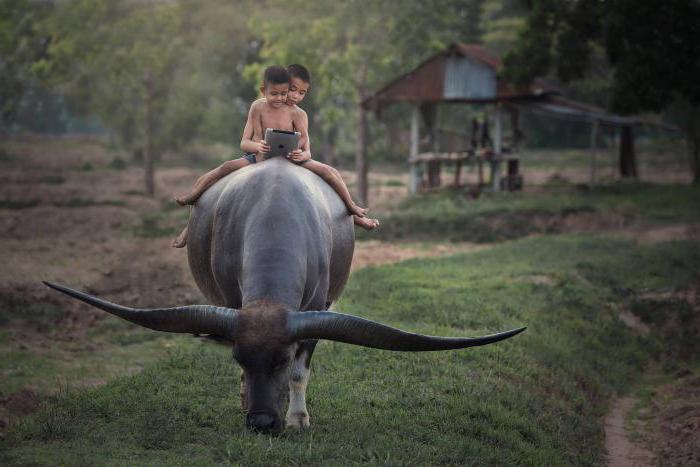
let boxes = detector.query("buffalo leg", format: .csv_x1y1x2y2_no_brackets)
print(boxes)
286,339,318,428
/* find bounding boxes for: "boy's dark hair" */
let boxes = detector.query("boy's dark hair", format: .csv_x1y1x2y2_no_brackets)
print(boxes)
287,64,311,84
263,65,290,87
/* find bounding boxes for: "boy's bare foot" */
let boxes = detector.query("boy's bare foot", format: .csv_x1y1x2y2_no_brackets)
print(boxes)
171,226,188,248
349,203,368,218
353,216,379,231
174,193,198,206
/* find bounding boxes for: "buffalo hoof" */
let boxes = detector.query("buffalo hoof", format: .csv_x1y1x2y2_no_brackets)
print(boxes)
285,411,310,429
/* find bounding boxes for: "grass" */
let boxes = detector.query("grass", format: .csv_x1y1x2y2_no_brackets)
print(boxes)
52,198,126,208
40,175,67,184
2,235,698,465
0,303,184,395
359,181,700,242
130,206,190,238
520,139,688,171
0,200,41,210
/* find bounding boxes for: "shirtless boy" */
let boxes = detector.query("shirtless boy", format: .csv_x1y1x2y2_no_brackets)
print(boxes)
172,65,378,248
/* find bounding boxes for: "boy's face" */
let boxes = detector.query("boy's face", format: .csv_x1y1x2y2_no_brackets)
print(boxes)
286,77,310,107
262,82,289,108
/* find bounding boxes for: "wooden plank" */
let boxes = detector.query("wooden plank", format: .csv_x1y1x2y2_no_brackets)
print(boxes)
409,105,421,194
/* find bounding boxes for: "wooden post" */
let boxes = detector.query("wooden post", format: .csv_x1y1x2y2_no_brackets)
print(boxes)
619,125,637,178
143,70,155,196
409,104,421,194
589,119,599,189
356,101,369,205
454,160,462,187
427,160,441,188
491,103,503,191
478,158,484,186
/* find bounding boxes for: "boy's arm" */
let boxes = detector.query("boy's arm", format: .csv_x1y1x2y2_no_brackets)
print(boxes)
288,108,311,163
241,100,269,155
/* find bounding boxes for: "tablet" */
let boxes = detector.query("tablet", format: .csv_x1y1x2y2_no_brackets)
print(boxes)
264,128,300,158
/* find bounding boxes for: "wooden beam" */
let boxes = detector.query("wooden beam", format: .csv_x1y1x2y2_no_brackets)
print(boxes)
589,119,599,189
491,104,503,191
409,105,421,194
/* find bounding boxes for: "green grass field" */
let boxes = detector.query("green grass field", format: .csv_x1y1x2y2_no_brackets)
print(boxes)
3,235,698,465
360,182,700,242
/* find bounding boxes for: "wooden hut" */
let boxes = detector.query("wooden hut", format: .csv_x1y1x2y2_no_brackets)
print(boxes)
362,43,643,192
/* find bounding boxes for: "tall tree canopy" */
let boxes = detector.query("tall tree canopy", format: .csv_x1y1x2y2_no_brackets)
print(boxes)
247,0,486,204
29,0,258,195
0,0,52,131
503,0,700,182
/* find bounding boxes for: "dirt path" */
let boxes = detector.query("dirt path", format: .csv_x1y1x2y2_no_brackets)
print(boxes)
605,396,655,466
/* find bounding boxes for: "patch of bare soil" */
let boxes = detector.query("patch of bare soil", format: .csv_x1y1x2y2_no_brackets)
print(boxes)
653,372,700,466
606,284,700,467
351,240,487,271
618,223,700,245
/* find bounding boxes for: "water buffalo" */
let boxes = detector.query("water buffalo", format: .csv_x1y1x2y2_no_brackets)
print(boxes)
44,157,525,433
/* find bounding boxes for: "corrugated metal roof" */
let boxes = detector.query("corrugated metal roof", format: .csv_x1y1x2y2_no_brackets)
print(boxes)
363,43,557,110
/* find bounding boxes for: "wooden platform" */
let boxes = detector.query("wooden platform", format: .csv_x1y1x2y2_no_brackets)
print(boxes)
408,150,521,191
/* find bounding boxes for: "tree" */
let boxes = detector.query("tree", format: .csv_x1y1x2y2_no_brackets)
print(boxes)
32,1,260,195
33,0,187,195
479,0,527,55
503,0,700,183
0,0,52,133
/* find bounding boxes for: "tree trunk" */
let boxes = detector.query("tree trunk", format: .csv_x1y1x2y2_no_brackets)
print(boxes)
619,125,637,178
689,105,700,184
143,71,155,196
356,99,368,206
323,125,337,167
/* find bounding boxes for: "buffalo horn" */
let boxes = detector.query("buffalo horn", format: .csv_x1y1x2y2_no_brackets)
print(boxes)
43,282,237,339
289,311,525,351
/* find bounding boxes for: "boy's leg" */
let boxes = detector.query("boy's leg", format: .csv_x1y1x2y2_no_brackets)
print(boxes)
300,160,367,217
171,225,188,248
175,157,251,205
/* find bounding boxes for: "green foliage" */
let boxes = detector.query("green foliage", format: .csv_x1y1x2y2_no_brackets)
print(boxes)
503,0,700,166
0,0,52,123
26,1,259,177
4,236,698,464
479,0,527,55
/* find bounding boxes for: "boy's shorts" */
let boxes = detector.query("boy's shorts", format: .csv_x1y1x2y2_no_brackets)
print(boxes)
243,153,257,164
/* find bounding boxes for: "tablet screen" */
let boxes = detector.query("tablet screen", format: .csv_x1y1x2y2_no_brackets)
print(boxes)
265,128,300,158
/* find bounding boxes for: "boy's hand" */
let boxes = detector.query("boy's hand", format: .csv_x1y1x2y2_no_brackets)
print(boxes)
287,149,310,163
256,140,270,154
